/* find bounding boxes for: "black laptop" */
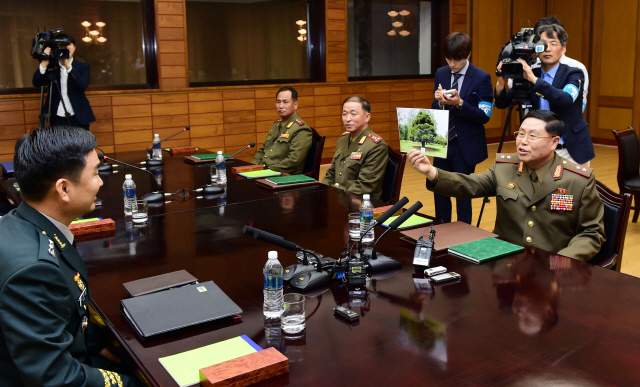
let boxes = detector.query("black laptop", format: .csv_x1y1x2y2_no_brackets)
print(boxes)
121,280,242,339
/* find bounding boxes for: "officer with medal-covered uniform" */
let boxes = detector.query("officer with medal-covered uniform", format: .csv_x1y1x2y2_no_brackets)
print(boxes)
253,86,312,175
0,126,139,386
322,96,388,199
408,110,605,262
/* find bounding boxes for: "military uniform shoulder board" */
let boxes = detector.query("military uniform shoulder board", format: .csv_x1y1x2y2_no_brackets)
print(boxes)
562,159,594,178
340,131,350,137
367,133,382,143
295,118,305,125
495,153,519,163
273,119,282,123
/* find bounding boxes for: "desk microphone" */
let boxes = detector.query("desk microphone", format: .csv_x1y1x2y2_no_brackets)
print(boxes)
242,225,331,290
103,156,167,202
144,126,191,167
95,148,117,173
200,142,257,195
356,196,409,250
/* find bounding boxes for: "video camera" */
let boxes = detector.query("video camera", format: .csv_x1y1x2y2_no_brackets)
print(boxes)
496,28,547,79
31,28,71,62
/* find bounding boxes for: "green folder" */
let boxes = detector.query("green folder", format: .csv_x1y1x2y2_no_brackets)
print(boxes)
190,153,231,160
158,335,262,387
380,214,432,229
238,169,281,179
448,237,524,264
70,218,101,224
265,174,316,185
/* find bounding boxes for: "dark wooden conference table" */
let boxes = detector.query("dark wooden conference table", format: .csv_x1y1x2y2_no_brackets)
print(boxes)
6,149,640,386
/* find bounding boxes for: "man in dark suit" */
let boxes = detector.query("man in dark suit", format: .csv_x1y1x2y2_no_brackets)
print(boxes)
432,32,494,224
495,24,594,166
0,126,139,386
33,34,96,130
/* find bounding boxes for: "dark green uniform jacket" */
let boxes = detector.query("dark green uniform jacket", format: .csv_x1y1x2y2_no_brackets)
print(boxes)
0,202,136,387
428,153,605,261
252,113,313,175
322,126,388,199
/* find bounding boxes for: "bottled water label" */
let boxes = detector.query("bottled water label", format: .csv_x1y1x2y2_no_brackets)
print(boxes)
263,273,283,290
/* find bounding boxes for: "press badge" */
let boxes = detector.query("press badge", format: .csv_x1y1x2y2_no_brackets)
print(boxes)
563,84,579,102
479,101,493,117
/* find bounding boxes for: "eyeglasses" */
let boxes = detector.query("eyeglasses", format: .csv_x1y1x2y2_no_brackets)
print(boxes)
514,131,556,141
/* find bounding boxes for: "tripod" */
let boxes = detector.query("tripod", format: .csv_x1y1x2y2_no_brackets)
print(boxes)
38,59,72,129
476,83,531,227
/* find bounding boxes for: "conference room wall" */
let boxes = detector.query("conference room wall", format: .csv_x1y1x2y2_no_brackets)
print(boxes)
0,0,634,163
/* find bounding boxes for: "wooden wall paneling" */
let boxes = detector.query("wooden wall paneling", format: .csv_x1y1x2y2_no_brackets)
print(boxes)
634,0,640,131
451,0,469,34
326,0,347,82
156,0,187,89
511,0,546,33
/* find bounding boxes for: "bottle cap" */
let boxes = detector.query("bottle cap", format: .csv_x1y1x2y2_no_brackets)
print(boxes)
154,134,159,137
363,194,370,200
218,151,223,155
125,174,132,179
268,251,278,259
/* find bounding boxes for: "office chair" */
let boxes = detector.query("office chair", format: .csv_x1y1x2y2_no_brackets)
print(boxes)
589,180,632,271
302,127,325,181
612,126,640,222
380,146,407,203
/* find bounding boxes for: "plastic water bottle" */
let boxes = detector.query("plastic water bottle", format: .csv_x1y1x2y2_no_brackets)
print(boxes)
152,134,162,160
360,194,375,244
263,251,284,318
122,174,139,215
215,151,227,184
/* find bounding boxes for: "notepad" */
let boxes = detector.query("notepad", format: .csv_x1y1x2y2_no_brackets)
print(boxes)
380,214,432,229
265,175,316,185
190,153,231,160
448,237,524,264
238,169,281,179
159,335,262,387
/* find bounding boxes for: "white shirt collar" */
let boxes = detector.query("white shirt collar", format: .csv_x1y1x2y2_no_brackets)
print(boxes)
40,212,75,245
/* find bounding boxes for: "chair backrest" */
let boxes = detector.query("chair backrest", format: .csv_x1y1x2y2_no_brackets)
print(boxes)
302,127,325,181
589,180,632,271
380,147,407,203
612,126,640,191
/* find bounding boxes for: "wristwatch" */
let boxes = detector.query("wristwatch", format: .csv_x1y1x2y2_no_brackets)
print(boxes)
458,99,464,108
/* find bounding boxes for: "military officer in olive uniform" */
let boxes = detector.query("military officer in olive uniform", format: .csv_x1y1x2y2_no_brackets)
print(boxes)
408,110,604,262
322,96,388,199
0,126,140,386
253,86,313,175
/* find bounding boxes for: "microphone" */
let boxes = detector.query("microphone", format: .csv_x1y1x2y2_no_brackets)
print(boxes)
356,196,409,250
145,126,191,167
95,148,117,173
103,156,167,202
242,225,331,290
364,201,423,272
201,142,257,195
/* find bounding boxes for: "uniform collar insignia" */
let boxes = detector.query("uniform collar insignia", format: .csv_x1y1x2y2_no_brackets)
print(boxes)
358,136,366,144
54,234,67,249
74,272,86,291
286,122,294,128
518,162,524,174
553,165,563,178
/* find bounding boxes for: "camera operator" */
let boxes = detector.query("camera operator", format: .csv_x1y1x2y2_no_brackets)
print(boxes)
495,24,594,166
33,34,95,130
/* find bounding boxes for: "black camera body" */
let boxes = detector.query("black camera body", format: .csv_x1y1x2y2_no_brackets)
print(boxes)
31,28,71,62
497,28,547,79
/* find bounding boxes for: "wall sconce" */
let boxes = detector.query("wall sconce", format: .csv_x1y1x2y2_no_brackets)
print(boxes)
81,21,107,44
387,9,410,37
296,20,307,42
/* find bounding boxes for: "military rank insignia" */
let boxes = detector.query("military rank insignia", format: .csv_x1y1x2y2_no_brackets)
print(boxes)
74,272,86,291
367,133,382,143
295,118,305,125
48,239,55,257
280,132,290,139
350,151,362,160
550,193,573,211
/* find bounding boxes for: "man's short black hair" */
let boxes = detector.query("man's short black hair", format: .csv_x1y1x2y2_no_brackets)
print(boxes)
443,32,472,60
276,87,298,101
342,96,371,113
534,16,564,34
57,33,76,46
14,126,97,202
535,24,568,47
523,110,564,137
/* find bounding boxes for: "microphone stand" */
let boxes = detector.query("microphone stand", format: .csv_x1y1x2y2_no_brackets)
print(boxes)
145,126,191,167
201,143,256,195
104,156,167,202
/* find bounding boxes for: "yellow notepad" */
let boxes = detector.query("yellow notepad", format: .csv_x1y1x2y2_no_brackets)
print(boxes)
238,169,281,179
158,335,262,387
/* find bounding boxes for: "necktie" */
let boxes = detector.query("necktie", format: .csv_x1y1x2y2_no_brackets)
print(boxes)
539,72,552,111
530,171,538,193
448,73,462,141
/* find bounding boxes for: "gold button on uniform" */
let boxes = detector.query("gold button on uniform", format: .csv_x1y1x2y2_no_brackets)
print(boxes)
531,206,537,211
528,221,534,227
343,161,346,164
335,183,339,187
526,237,532,243
339,172,342,176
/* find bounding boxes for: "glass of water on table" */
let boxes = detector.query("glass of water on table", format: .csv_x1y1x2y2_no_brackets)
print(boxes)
132,200,148,224
348,212,361,240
